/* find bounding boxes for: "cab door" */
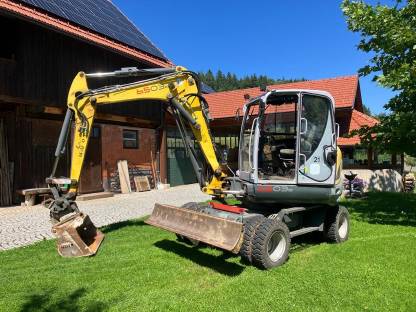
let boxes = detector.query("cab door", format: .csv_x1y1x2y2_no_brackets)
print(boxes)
297,93,336,185
238,103,259,182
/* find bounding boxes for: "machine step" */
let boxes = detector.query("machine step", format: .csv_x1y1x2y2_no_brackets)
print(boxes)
290,226,320,238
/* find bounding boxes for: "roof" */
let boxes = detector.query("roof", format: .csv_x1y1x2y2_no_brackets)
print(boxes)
0,0,172,67
205,75,360,119
338,109,379,146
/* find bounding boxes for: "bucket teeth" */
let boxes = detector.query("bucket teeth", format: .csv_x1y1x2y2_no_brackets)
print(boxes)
146,203,244,253
52,213,104,257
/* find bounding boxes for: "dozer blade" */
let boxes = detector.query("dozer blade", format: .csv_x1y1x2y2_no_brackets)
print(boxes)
146,203,244,253
51,212,104,257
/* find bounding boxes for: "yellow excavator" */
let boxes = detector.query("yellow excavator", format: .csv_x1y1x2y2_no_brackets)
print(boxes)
47,66,349,269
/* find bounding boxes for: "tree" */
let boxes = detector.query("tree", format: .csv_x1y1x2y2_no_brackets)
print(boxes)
405,154,416,172
204,70,215,90
362,104,372,116
198,70,304,92
342,0,416,156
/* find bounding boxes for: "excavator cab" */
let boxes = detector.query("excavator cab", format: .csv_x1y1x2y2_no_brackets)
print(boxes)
239,90,338,189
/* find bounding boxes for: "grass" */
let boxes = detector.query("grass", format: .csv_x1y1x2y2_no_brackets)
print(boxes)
1,193,416,312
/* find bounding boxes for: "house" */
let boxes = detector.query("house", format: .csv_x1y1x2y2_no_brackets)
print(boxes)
166,75,402,186
0,0,173,205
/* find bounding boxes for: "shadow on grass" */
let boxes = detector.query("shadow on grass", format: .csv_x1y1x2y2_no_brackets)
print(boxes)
154,239,245,276
20,288,107,312
290,232,324,253
101,219,148,234
342,192,416,226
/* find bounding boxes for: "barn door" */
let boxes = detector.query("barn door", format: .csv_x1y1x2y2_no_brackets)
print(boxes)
78,126,103,194
167,128,197,186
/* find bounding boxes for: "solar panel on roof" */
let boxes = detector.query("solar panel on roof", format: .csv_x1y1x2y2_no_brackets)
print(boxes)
19,0,168,61
200,82,215,94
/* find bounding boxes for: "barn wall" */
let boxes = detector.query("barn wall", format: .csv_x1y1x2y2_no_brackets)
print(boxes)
101,124,156,191
0,14,162,123
0,14,164,201
10,116,68,192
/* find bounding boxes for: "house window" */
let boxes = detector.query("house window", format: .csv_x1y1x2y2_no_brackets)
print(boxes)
373,150,392,166
123,130,138,149
353,148,368,166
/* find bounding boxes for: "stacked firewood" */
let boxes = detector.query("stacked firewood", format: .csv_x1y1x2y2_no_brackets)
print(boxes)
404,173,415,193
0,119,12,206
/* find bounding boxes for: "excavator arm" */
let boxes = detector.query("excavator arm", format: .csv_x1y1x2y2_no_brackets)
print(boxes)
46,66,239,257
57,66,225,197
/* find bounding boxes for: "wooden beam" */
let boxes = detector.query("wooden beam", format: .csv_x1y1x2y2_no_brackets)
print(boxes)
43,106,158,128
0,94,52,106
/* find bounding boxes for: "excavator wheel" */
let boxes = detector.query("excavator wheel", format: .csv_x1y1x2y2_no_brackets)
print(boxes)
240,216,263,263
251,218,291,269
324,205,350,243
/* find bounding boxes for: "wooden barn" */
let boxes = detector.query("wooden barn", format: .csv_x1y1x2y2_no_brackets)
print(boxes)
0,0,172,205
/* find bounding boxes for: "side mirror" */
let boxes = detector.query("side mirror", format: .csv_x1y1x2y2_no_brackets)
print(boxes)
300,118,308,135
325,146,337,166
335,123,340,138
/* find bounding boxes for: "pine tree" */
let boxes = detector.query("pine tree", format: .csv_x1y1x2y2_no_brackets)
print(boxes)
197,70,303,92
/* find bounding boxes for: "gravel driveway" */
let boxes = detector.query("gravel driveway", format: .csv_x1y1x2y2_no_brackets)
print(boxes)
0,184,210,251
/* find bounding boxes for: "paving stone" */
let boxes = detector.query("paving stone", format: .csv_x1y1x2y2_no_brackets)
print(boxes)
0,184,210,250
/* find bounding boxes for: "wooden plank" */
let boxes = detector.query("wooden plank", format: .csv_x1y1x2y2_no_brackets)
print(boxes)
150,150,158,186
117,160,131,194
17,188,51,195
77,192,114,201
134,176,150,192
0,119,12,206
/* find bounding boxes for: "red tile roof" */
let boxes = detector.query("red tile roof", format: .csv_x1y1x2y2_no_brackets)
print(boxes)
349,109,379,130
337,136,361,146
205,75,360,119
0,0,172,67
338,110,379,146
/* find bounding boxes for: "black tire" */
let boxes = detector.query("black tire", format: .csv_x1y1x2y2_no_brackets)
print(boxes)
324,205,350,243
251,218,291,269
181,202,205,211
240,216,264,263
175,202,207,246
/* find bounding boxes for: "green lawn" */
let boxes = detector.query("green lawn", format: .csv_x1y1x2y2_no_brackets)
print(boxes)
1,193,415,312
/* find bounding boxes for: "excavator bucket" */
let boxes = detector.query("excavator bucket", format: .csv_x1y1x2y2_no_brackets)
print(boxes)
146,203,244,253
51,212,104,257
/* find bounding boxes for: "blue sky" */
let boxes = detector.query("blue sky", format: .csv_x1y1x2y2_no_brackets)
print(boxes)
114,0,396,114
